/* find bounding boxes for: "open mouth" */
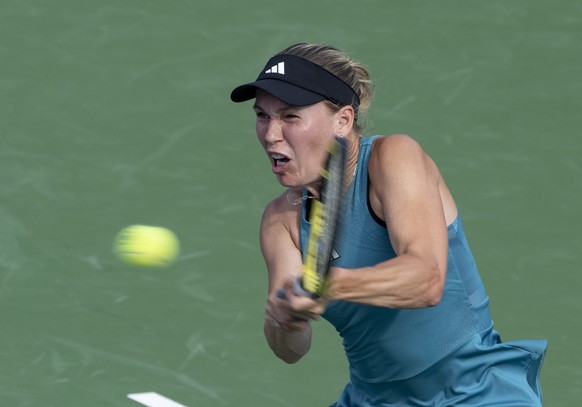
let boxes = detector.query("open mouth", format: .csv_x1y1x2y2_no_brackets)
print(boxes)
270,153,290,168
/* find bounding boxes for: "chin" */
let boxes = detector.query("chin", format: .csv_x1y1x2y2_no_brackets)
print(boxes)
276,175,301,189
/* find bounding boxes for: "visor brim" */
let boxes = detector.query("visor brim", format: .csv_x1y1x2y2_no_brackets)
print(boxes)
230,79,326,107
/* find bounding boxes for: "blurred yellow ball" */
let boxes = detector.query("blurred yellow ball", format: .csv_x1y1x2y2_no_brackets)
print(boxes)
114,225,180,268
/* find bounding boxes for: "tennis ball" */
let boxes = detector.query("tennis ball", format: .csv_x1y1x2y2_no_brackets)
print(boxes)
114,225,180,268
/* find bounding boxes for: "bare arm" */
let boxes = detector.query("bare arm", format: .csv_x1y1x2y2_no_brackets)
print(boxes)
326,135,454,309
260,192,315,363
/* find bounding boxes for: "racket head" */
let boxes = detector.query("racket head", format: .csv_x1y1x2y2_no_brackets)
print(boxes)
301,136,348,297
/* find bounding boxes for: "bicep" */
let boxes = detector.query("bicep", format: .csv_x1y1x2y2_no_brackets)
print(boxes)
369,136,448,273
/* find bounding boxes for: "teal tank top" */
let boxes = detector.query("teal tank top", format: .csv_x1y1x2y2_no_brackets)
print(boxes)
300,136,493,382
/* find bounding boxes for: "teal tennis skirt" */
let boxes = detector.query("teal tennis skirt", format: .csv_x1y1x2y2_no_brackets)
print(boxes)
330,327,547,407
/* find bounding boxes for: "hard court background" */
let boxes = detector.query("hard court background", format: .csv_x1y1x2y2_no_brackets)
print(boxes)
0,1,580,406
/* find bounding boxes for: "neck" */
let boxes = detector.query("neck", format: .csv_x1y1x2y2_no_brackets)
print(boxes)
343,134,360,191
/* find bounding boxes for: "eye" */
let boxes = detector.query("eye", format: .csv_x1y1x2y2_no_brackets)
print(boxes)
255,111,269,120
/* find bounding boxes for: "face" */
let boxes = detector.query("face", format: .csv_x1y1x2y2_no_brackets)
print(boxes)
253,91,339,192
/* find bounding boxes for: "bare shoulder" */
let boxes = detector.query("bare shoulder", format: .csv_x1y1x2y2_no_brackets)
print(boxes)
260,189,302,249
368,134,458,225
262,190,300,224
370,134,425,159
369,134,435,177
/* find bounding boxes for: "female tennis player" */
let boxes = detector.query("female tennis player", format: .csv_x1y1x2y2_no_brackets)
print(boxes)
230,43,546,406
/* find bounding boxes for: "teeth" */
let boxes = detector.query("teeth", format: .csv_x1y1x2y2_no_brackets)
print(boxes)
271,153,285,159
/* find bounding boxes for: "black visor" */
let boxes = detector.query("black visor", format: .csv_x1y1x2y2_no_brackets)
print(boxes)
230,54,360,109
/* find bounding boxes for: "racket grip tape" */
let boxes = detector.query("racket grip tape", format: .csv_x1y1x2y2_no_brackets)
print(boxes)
275,278,317,299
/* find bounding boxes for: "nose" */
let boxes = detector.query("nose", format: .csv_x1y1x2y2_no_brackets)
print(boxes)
262,118,284,145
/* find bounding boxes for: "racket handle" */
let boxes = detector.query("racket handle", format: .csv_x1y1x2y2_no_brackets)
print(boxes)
275,283,313,323
275,279,313,299
294,278,310,297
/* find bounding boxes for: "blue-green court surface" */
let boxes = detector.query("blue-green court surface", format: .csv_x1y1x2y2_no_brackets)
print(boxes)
0,1,580,405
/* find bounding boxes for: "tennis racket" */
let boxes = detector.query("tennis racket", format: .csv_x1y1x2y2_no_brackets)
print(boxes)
297,136,348,298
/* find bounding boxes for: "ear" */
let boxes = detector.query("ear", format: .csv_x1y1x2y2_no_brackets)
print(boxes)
335,105,356,136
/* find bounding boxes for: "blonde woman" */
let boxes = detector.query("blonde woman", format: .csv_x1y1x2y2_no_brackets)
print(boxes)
231,43,546,406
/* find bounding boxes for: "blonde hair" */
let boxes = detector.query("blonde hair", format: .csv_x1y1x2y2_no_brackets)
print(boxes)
278,43,374,134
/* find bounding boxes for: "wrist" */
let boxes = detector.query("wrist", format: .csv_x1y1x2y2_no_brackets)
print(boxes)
325,266,345,300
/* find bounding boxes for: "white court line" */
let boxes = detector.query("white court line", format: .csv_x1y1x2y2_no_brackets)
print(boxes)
128,392,187,407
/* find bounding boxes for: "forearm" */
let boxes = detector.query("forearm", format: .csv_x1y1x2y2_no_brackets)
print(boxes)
325,253,445,309
264,320,312,364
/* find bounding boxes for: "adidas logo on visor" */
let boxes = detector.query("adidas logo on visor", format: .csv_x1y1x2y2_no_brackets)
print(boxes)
265,62,285,75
